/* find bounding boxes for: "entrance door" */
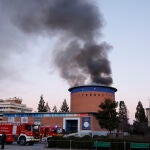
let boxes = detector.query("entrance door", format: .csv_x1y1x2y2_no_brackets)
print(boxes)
66,120,78,133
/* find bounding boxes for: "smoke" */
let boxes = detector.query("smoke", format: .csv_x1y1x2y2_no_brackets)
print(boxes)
0,0,113,86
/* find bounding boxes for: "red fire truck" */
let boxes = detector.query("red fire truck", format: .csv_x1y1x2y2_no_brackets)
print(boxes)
0,121,40,145
40,125,65,142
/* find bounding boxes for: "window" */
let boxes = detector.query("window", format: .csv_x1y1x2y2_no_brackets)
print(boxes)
25,125,31,131
33,125,39,132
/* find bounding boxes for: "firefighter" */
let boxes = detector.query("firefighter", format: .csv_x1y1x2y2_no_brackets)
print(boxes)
1,131,6,149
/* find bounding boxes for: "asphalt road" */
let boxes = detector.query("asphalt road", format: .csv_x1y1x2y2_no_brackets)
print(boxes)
2,142,74,150
1,143,49,150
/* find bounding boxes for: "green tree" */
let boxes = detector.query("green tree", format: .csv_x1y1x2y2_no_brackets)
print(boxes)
96,99,118,133
118,101,129,132
135,101,147,123
45,102,51,112
52,105,58,112
37,95,47,112
59,99,69,112
133,101,148,135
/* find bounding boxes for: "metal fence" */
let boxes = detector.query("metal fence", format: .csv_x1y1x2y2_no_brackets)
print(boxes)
47,139,150,150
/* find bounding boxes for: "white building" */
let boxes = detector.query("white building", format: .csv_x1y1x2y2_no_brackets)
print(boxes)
0,97,32,115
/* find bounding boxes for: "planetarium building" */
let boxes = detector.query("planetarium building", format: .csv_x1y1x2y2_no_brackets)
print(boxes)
69,85,117,113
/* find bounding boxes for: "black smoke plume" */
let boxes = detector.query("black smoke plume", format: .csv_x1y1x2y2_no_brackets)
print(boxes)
1,0,113,86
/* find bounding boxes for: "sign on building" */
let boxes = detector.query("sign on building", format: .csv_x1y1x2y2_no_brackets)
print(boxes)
82,117,90,130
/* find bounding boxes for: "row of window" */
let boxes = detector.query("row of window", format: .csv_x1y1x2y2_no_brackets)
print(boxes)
77,93,113,97
0,107,23,110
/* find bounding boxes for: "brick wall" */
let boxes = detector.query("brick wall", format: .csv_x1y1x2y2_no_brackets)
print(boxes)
2,113,103,132
71,91,115,112
41,117,63,127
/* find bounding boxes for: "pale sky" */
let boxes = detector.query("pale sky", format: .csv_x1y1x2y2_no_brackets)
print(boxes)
0,0,150,123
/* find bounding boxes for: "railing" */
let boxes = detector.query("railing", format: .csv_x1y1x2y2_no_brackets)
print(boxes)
47,139,150,150
130,143,149,149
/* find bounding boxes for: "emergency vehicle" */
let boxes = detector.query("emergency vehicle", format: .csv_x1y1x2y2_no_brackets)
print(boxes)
40,125,65,142
0,121,40,145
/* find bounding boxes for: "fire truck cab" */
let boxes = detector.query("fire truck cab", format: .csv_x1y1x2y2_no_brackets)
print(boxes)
0,122,40,145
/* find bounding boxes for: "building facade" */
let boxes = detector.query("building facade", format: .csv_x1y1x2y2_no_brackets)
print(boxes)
146,108,150,127
3,112,104,135
0,97,32,114
2,85,117,135
69,85,117,112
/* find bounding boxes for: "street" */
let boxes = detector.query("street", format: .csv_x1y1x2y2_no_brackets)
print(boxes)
2,142,73,150
2,143,49,150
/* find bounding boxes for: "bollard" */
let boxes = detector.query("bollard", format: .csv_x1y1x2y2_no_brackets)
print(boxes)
124,140,126,150
70,140,72,150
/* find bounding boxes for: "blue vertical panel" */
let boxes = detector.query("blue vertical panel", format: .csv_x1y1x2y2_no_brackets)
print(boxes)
82,117,90,130
8,117,14,122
